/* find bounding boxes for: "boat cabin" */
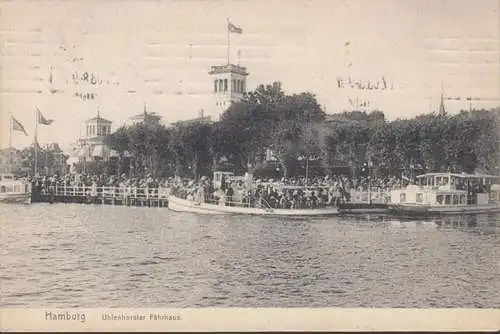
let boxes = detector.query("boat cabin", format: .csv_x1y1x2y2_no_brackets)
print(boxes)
0,173,30,194
213,171,234,189
390,172,500,206
0,173,14,182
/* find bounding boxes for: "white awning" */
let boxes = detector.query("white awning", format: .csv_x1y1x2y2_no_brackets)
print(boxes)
92,145,105,157
66,156,79,165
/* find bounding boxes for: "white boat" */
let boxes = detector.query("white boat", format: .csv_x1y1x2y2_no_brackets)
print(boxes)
388,172,500,215
167,195,339,217
0,173,31,204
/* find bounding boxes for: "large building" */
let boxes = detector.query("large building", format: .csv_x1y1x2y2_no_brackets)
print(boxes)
208,64,249,121
71,110,115,163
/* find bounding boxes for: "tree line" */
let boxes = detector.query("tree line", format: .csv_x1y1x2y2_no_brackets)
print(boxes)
101,81,499,179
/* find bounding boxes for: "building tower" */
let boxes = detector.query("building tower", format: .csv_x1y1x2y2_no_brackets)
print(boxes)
208,64,249,121
79,109,113,161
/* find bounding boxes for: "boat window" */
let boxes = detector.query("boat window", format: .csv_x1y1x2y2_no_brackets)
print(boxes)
0,186,5,193
445,195,451,205
416,193,423,202
436,194,444,204
452,194,458,204
438,177,449,186
400,193,406,203
460,194,466,204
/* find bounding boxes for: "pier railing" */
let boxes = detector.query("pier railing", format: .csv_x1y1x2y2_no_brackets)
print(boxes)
44,184,171,200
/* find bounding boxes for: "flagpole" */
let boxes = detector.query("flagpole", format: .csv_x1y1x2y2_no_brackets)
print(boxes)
226,18,230,65
8,113,12,149
8,113,12,173
34,108,39,175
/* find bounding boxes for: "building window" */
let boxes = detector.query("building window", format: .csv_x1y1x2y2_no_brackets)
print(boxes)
214,80,218,93
242,80,245,92
232,79,235,91
237,80,241,92
416,193,423,202
400,193,406,203
224,79,228,92
218,79,223,92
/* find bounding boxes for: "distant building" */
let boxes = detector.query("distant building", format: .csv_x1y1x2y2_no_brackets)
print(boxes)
40,143,66,175
70,110,115,163
172,109,213,127
0,148,22,174
129,104,162,126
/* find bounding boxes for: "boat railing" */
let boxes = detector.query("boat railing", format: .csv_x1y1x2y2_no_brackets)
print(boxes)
348,190,390,204
185,193,254,208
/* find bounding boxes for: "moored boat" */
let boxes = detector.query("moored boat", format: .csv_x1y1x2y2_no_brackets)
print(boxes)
167,195,339,217
0,173,31,204
388,172,500,216
337,190,389,214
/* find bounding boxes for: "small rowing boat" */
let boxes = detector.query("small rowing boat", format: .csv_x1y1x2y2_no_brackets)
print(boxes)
167,195,339,217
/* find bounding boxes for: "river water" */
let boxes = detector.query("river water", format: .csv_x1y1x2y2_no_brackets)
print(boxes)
1,203,499,308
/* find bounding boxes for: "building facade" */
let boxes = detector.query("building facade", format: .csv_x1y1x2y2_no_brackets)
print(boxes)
0,148,23,174
71,111,114,163
208,64,249,121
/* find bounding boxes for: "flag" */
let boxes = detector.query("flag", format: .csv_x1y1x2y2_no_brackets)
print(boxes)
228,21,242,34
12,117,28,136
37,108,54,125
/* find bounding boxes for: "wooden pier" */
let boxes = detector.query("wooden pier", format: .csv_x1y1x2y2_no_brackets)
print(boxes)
31,184,170,208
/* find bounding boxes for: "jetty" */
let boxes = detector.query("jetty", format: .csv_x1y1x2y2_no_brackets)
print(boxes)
31,184,170,208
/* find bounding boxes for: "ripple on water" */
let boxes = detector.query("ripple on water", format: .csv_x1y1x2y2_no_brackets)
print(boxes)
1,204,499,308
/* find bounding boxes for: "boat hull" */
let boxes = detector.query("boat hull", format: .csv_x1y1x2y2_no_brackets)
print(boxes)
167,196,339,216
338,203,388,214
388,203,500,216
0,192,31,205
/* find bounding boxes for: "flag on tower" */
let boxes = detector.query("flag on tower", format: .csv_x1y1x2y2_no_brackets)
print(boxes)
12,117,28,136
228,21,242,34
37,108,54,125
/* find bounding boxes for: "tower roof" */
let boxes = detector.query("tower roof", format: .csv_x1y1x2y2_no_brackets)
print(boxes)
209,64,248,76
85,109,112,124
85,116,112,124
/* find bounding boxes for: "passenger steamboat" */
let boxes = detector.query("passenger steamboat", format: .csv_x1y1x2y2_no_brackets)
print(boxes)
388,172,500,216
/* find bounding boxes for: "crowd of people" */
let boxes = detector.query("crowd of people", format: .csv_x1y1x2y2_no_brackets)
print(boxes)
170,174,402,209
26,171,403,208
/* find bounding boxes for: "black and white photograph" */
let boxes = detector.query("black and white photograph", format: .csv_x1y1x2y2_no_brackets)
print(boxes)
0,0,499,330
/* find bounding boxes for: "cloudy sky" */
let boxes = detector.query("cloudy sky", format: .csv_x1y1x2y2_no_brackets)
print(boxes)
1,0,499,150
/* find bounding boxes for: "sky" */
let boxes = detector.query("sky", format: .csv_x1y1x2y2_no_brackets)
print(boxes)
0,0,499,151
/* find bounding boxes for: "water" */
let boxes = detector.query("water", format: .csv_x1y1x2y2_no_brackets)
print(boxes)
1,203,499,308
